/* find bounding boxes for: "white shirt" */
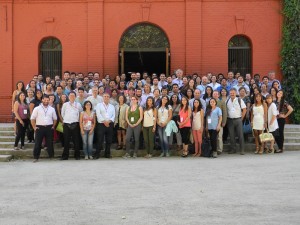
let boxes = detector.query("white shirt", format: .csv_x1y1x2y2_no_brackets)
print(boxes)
96,102,115,123
268,103,279,132
31,104,57,126
61,101,83,123
226,97,246,118
172,78,183,88
208,82,220,91
86,95,103,111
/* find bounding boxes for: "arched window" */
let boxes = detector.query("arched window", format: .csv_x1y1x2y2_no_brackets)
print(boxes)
39,37,62,78
228,35,252,76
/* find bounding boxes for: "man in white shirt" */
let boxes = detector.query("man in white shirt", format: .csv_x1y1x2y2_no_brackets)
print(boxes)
158,73,168,89
61,91,83,160
86,86,103,110
94,93,115,159
172,69,184,88
31,95,57,162
226,88,247,155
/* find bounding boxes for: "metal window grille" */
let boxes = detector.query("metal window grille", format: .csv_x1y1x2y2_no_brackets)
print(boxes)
39,38,62,79
228,36,252,76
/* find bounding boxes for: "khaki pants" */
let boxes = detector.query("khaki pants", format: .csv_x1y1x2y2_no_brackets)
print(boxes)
217,126,223,152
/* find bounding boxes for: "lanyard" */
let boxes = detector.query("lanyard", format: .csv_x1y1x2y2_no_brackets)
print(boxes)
103,103,109,113
41,105,49,117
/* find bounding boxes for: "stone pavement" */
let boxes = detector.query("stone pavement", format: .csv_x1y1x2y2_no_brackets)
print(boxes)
0,152,299,225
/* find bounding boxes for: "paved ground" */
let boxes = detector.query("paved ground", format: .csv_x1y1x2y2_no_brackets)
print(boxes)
0,152,299,225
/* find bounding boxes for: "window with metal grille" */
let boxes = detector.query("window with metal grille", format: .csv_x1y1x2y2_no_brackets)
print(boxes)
39,37,62,79
228,35,252,76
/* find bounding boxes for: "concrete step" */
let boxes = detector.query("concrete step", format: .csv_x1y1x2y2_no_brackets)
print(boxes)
0,155,13,162
0,131,15,136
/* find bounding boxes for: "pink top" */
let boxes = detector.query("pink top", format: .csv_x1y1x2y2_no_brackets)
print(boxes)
179,108,191,128
82,111,94,130
18,103,29,119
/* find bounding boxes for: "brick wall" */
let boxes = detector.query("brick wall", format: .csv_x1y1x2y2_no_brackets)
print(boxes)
0,0,282,122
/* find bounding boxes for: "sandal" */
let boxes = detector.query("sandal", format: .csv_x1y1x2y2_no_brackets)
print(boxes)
116,145,122,150
264,147,269,154
258,146,264,155
268,148,275,154
254,147,259,154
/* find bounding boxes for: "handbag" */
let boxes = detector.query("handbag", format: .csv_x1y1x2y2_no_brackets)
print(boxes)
243,119,252,134
56,122,63,133
259,128,274,143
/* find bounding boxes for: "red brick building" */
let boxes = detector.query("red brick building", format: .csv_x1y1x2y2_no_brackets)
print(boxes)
0,0,282,121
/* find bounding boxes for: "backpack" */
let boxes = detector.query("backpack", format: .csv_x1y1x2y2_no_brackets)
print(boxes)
226,97,242,112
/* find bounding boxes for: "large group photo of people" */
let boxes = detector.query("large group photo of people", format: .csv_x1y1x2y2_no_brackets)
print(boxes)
11,69,293,162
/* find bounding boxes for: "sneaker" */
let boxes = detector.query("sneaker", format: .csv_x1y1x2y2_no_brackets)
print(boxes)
148,154,152,158
14,147,20,150
122,153,130,159
89,156,93,160
159,153,165,157
166,153,170,157
85,156,88,160
212,152,218,158
133,153,137,158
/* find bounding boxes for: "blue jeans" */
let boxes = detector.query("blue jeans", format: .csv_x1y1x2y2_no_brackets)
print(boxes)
81,130,94,156
157,125,169,154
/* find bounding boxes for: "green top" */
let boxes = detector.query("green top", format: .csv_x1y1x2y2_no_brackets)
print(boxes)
127,106,140,124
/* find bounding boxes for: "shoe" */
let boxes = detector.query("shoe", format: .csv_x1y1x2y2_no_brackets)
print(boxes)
75,157,80,160
258,146,263,155
27,140,32,143
144,154,149,158
93,155,100,159
166,153,170,157
254,147,259,154
275,149,283,153
133,153,137,158
159,153,165,157
212,152,218,158
116,145,122,150
33,159,38,163
105,155,112,159
181,153,188,158
85,156,88,160
20,146,25,150
217,151,222,155
240,152,245,155
60,157,68,160
89,156,93,160
122,153,131,159
14,147,20,150
228,151,236,154
148,154,152,158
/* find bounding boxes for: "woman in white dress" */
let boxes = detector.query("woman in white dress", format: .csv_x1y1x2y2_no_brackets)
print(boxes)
251,93,267,154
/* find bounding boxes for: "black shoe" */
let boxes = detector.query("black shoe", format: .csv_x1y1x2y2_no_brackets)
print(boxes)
93,155,100,159
105,155,112,159
60,157,68,160
75,157,80,160
217,151,222,155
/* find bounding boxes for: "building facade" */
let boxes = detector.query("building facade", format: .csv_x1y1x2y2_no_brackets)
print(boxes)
0,0,282,121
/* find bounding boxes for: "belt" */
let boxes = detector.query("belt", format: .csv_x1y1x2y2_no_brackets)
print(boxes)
228,117,241,120
37,125,53,127
64,122,79,125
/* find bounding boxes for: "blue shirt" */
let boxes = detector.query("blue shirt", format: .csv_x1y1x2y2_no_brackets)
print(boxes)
207,107,222,130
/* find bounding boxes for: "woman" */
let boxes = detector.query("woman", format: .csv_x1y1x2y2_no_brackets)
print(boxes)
220,88,228,101
12,81,25,113
109,89,118,107
56,94,68,147
261,83,269,98
65,78,73,95
169,94,183,151
250,87,261,105
178,96,192,157
188,79,196,91
251,93,268,154
206,98,222,158
153,89,161,108
114,95,129,150
157,96,172,157
137,80,144,91
272,80,281,91
118,81,127,96
265,94,280,154
29,90,43,115
203,86,213,106
143,97,157,158
123,96,143,158
26,89,35,143
26,80,37,93
275,90,293,153
13,92,29,150
80,101,96,160
192,99,204,156
195,76,201,86
186,88,194,100
269,87,278,103
44,83,54,96
217,73,224,83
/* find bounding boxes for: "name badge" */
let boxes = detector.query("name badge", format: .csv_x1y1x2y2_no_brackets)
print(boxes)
87,121,92,126
180,117,183,122
208,117,212,124
131,117,134,122
105,113,109,118
23,109,28,115
161,116,166,122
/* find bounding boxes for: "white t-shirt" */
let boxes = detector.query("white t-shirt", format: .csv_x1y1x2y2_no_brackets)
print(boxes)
268,103,279,132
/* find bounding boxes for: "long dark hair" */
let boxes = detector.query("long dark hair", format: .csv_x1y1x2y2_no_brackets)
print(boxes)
16,81,26,93
205,98,217,117
34,90,43,100
59,94,68,108
158,96,169,108
277,90,285,112
203,86,213,100
193,99,202,113
145,96,155,110
254,93,263,106
180,96,189,112
170,94,180,106
17,92,27,104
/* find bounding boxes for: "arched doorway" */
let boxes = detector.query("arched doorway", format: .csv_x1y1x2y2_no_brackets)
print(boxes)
39,37,62,78
228,35,252,76
119,23,170,77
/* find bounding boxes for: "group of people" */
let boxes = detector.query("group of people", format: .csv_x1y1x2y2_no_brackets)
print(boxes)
11,69,293,162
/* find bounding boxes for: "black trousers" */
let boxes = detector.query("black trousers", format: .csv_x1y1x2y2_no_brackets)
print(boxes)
15,119,29,147
62,123,80,159
208,129,218,153
34,125,54,159
94,123,113,157
277,118,285,150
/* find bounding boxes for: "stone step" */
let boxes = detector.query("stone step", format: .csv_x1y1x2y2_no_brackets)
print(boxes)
0,131,15,136
0,124,14,131
0,155,13,162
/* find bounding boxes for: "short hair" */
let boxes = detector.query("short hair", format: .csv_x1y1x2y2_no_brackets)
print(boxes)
229,88,237,92
83,100,93,111
78,87,84,92
42,94,50,99
69,91,76,96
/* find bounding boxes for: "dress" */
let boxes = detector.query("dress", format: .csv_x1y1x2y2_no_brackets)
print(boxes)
252,104,264,130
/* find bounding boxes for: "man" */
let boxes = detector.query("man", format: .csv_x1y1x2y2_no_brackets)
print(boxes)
31,95,57,162
245,73,252,86
88,72,94,82
151,77,161,92
82,76,91,93
26,75,38,90
54,85,63,104
75,87,86,107
172,69,184,88
61,91,83,160
216,78,230,94
253,73,261,86
87,86,103,110
189,89,206,112
208,75,220,91
74,80,88,98
127,72,137,88
94,93,115,159
63,71,70,81
212,91,227,155
261,76,270,91
196,76,209,96
168,83,182,100
141,72,148,85
226,88,246,155
166,75,173,92
158,73,168,88
232,76,250,96
227,71,238,89
105,80,116,95
268,71,281,90
37,74,44,90
135,88,143,106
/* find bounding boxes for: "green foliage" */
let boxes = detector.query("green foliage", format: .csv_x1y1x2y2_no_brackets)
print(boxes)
281,0,300,123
